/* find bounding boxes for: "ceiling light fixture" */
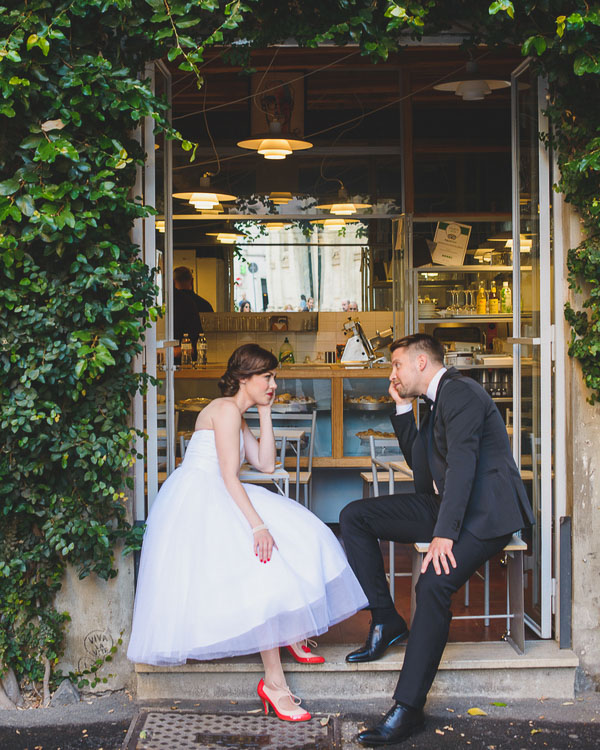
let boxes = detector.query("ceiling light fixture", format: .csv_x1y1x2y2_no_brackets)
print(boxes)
433,61,510,101
316,187,371,216
207,232,245,245
237,121,312,161
310,218,359,230
263,221,290,231
268,191,294,205
174,174,236,212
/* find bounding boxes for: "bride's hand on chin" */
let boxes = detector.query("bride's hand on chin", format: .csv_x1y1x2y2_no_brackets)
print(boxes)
257,391,276,416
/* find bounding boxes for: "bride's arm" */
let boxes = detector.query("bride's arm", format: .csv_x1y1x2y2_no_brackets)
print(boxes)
241,405,276,474
213,400,275,562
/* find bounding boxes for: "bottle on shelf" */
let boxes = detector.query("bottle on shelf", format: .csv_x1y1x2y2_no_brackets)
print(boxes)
476,282,488,315
278,336,295,364
180,333,192,367
500,281,512,314
489,281,499,314
197,334,208,366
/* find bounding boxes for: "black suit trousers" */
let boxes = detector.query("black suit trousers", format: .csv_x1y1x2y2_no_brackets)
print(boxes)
340,493,512,709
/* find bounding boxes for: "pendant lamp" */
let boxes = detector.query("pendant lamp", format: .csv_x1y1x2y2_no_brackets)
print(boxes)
207,232,245,244
174,174,236,211
237,121,312,161
310,218,359,230
316,186,371,216
433,61,509,101
263,221,290,231
268,191,294,205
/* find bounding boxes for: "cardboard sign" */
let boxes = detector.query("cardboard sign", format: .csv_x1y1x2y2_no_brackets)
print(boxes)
431,221,471,266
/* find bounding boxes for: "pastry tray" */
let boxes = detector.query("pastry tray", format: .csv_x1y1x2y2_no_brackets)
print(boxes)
344,399,393,411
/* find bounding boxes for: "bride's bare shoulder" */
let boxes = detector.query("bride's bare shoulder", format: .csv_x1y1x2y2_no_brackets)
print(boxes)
198,397,241,425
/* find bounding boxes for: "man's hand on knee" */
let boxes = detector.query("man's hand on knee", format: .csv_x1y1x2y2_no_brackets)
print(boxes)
422,537,456,575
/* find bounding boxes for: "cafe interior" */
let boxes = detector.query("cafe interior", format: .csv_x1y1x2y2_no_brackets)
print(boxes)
142,43,551,646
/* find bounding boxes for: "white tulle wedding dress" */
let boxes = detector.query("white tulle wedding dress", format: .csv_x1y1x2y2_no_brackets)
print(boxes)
127,428,368,666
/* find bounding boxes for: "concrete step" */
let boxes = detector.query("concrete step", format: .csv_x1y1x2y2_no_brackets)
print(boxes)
135,640,578,701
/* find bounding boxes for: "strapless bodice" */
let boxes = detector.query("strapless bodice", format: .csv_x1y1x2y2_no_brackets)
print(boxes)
181,429,244,471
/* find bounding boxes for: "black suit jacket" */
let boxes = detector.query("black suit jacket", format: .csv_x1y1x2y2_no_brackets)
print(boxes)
391,368,535,541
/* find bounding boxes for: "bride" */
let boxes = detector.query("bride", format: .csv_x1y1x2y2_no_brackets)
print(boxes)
127,343,368,721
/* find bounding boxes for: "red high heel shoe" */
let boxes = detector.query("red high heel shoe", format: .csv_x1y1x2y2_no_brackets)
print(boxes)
285,639,325,664
257,678,311,722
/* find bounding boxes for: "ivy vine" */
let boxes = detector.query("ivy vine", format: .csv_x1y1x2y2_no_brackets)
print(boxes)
1,0,599,705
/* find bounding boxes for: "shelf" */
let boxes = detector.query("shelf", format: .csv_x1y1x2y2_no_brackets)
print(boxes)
454,363,513,370
413,266,532,273
491,397,513,403
414,265,514,273
419,316,513,323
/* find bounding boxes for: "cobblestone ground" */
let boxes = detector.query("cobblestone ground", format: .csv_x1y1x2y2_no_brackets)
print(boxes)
1,692,599,749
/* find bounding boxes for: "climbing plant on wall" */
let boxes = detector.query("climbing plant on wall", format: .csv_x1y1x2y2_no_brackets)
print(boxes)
1,0,599,704
0,0,250,705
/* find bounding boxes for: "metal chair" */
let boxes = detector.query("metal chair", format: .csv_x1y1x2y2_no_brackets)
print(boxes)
281,410,317,508
366,435,414,602
244,410,316,505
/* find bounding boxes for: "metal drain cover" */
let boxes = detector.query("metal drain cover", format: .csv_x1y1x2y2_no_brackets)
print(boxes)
123,711,339,750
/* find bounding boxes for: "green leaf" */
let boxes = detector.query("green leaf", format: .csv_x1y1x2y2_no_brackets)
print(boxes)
15,195,35,216
0,178,19,196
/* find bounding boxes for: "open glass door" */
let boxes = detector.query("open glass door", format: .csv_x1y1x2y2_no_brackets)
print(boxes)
511,61,553,638
134,60,174,522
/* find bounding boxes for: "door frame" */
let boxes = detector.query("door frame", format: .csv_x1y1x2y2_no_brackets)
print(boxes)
510,60,553,639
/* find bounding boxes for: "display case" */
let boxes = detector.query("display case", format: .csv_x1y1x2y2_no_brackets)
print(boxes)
342,378,396,457
408,265,518,410
164,366,402,468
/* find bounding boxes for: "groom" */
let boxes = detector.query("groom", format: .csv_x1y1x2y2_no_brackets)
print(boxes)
340,333,534,747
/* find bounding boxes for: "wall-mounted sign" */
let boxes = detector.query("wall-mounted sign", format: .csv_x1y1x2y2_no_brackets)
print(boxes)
431,221,471,266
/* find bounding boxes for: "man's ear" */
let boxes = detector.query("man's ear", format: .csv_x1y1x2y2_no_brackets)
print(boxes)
416,353,428,371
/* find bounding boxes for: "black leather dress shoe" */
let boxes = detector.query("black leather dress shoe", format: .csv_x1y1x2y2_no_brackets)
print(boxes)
345,619,409,663
357,702,425,747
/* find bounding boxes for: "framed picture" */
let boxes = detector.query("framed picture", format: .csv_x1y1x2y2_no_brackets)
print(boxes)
431,221,471,266
250,71,305,137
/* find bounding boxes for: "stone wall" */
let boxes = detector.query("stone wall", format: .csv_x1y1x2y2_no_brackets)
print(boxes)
53,541,136,693
564,205,600,690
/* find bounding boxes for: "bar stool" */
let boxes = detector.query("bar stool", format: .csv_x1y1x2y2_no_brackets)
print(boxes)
411,535,528,654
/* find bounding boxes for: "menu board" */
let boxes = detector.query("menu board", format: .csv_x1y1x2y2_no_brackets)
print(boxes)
431,221,471,266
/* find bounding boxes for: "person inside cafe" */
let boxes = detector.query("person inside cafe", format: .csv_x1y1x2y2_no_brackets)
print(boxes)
239,299,252,312
173,266,213,362
348,301,359,312
340,333,534,747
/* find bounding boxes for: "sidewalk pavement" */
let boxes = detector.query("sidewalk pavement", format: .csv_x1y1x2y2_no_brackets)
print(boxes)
1,690,599,749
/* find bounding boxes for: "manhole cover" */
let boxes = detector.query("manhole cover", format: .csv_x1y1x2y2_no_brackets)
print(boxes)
123,711,340,750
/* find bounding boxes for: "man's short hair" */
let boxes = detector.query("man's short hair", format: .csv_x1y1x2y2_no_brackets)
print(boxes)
174,266,193,284
390,333,445,364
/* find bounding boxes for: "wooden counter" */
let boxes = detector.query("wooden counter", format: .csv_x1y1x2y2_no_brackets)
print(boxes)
172,363,392,378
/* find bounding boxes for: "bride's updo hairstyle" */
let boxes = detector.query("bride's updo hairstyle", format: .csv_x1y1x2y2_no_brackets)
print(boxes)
218,344,278,396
